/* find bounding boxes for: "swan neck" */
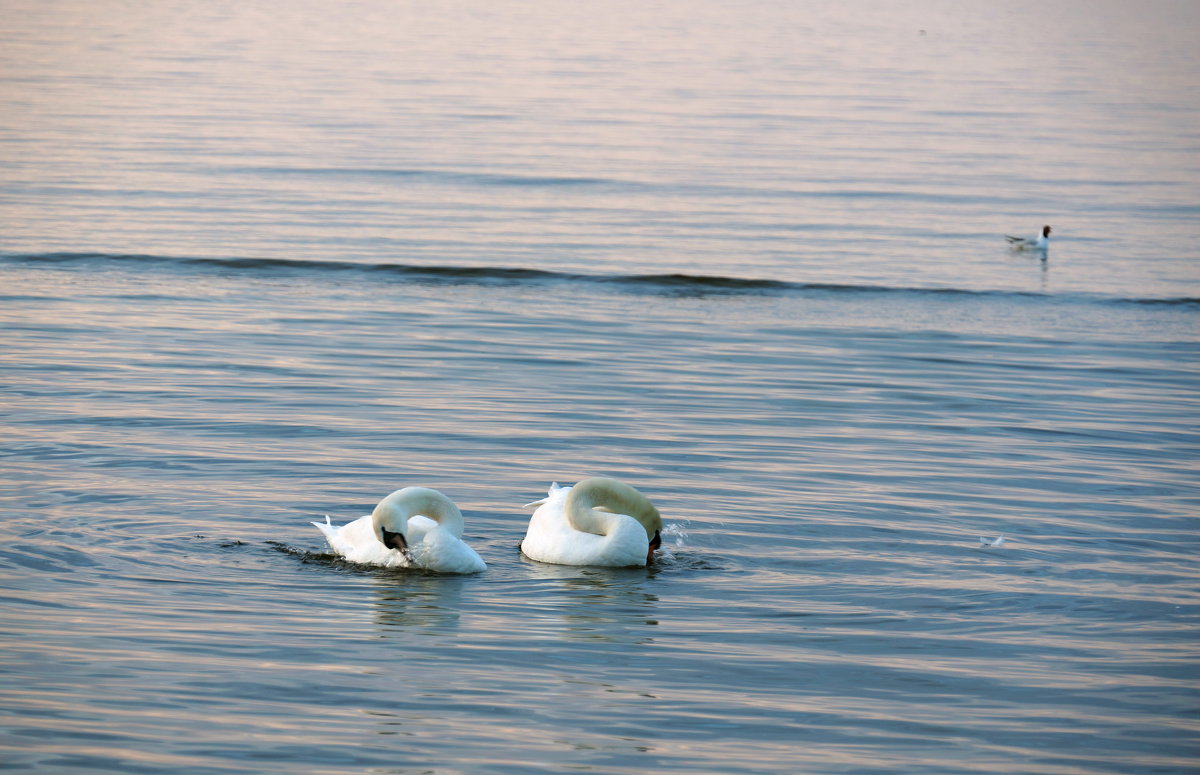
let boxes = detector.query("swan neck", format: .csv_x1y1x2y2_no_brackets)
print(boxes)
371,487,465,542
564,477,662,539
564,498,622,537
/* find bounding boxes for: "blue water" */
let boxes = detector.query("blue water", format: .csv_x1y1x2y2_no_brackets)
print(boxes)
2,1,1199,773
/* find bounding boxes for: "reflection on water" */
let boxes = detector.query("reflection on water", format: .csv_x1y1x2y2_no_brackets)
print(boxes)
556,575,660,643
371,573,467,634
514,559,661,645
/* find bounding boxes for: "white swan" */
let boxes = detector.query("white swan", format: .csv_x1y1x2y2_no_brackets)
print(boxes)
520,477,663,567
1006,225,1052,251
312,487,486,573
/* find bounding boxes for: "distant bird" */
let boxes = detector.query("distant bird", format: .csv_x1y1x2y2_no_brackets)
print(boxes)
979,535,1006,549
1006,225,1052,251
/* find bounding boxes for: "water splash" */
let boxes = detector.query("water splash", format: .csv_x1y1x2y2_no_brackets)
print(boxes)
654,521,693,565
663,521,690,549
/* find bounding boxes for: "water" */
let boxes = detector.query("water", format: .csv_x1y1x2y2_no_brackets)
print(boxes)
1,1,1198,773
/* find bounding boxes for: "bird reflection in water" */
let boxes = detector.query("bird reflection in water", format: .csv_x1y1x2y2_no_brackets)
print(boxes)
552,571,660,644
370,572,466,633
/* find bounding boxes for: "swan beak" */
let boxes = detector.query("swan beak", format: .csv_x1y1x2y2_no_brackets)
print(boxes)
646,529,662,565
381,527,407,552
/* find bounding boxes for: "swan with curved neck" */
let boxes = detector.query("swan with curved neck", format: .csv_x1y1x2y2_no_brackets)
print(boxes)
521,477,663,567
312,487,486,573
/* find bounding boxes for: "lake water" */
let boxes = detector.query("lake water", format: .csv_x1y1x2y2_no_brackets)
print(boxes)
1,1,1198,773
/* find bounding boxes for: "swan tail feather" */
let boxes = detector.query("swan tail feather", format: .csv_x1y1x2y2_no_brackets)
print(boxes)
312,516,338,542
526,482,566,508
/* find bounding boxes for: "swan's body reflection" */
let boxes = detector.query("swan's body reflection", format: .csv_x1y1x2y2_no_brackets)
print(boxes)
359,561,662,748
517,563,661,645
560,576,659,643
370,573,466,633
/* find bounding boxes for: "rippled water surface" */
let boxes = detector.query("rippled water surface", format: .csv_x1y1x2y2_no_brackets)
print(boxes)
2,1,1198,773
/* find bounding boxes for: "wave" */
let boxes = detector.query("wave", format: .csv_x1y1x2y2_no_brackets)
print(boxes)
227,165,1042,206
3,251,1197,307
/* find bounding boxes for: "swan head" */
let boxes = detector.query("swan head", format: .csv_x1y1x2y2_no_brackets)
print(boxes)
1042,225,1052,237
625,497,663,564
646,527,662,565
370,489,412,554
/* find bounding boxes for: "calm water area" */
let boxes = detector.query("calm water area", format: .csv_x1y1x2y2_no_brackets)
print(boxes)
1,1,1198,773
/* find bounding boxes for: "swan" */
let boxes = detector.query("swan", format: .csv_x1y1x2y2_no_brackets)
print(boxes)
312,487,486,573
1005,225,1052,251
520,477,663,567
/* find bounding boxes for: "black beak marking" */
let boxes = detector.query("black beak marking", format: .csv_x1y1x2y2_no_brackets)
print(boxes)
381,527,407,552
647,529,662,564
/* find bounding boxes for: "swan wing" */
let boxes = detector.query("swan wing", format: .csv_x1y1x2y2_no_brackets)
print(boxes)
312,515,339,543
524,481,565,508
410,524,487,573
312,513,408,567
